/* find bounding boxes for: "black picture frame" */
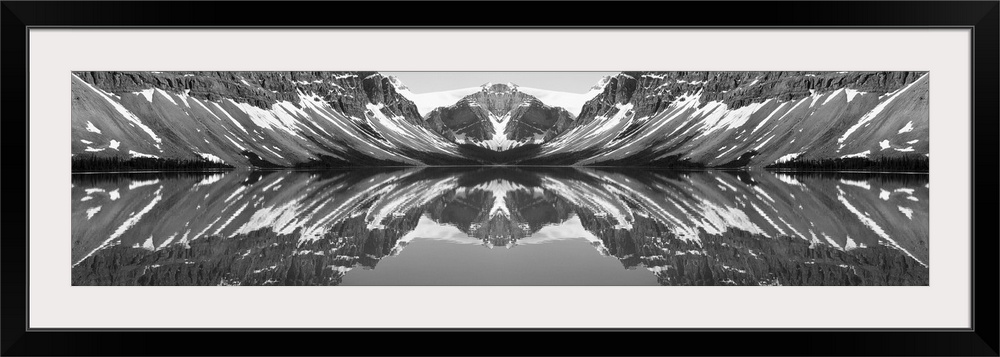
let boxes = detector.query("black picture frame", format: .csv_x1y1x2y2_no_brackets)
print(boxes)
2,1,997,356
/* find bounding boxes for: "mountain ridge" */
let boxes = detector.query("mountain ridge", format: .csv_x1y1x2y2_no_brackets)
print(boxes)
71,71,929,168
422,83,577,151
534,71,928,166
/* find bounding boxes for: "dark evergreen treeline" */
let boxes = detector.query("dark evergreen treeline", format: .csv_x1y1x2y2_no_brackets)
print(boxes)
765,156,928,172
72,155,234,172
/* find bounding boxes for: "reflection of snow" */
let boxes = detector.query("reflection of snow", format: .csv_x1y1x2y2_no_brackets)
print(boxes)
71,168,929,281
388,216,482,256
542,176,633,230
128,179,159,190
898,206,914,219
774,173,804,187
472,180,526,218
521,215,609,255
366,177,458,230
194,174,224,188
85,121,102,134
86,206,102,219
74,186,163,267
837,186,926,267
839,179,871,190
898,121,914,134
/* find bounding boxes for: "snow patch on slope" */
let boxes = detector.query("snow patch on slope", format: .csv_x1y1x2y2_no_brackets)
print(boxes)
135,89,155,103
898,121,914,134
841,150,871,159
86,121,102,134
86,206,102,220
838,74,927,148
129,150,160,159
898,206,914,219
74,75,162,146
197,152,225,164
844,88,864,102
775,152,802,164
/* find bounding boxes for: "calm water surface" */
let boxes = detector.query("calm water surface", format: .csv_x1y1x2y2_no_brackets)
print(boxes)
71,167,928,285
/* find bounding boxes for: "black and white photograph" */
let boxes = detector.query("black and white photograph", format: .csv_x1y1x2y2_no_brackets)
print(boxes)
11,1,998,354
70,71,930,286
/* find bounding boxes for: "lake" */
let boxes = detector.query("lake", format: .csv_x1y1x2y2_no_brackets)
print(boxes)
71,167,929,285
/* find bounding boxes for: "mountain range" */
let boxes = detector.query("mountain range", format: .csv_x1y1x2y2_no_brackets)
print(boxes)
71,71,929,168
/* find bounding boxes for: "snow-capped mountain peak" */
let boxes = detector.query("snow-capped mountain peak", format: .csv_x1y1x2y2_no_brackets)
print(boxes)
421,82,577,151
591,75,614,92
386,75,409,92
397,87,483,118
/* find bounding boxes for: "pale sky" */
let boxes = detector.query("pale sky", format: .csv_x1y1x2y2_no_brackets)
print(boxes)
382,72,619,94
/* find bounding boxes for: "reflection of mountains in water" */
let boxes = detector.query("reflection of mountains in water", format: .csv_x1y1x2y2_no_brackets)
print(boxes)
71,167,929,286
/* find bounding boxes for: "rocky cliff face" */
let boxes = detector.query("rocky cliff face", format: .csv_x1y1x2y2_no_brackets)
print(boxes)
71,71,471,167
423,83,576,151
535,71,929,166
576,71,925,127
74,71,424,122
